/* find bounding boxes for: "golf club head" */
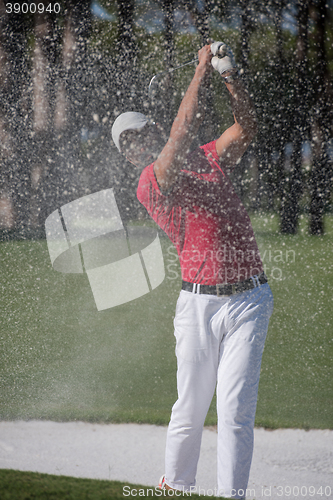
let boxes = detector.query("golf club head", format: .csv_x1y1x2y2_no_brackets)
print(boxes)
148,75,159,99
148,73,171,100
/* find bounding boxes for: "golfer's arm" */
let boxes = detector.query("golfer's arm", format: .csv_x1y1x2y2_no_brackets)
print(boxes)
154,63,208,190
215,77,257,170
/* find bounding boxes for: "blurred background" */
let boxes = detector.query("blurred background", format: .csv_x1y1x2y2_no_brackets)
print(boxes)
0,0,332,236
0,1,332,429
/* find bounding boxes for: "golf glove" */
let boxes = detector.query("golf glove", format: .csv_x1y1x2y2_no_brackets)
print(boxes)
210,42,237,75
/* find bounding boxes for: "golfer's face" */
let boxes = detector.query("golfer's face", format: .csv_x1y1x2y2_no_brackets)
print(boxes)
121,124,166,170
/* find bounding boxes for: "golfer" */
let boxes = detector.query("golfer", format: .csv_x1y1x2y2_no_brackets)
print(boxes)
112,43,273,499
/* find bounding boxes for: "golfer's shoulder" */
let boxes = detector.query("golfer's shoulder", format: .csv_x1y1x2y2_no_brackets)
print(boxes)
137,162,161,202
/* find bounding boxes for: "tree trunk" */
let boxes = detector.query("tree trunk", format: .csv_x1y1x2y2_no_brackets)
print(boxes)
115,0,137,112
309,0,332,235
161,0,175,131
280,0,309,234
236,0,254,202
190,0,210,43
273,0,288,207
187,0,216,146
35,0,92,224
0,7,31,232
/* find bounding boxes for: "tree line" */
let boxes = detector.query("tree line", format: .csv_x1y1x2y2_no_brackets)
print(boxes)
0,0,332,236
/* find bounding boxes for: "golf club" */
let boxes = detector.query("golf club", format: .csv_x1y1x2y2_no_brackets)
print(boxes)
148,44,227,98
148,58,198,98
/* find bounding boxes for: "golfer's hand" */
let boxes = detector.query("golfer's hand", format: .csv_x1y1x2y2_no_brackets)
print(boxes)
210,42,237,75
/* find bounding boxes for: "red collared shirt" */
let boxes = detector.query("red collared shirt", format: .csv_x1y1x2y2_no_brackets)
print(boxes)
137,140,263,285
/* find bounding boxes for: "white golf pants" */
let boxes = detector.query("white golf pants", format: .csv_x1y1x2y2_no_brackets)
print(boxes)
165,283,273,498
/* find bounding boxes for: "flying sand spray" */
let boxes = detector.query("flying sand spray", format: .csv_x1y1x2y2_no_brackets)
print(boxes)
148,43,228,97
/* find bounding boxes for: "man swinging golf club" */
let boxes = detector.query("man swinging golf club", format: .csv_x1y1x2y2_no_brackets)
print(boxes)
112,43,273,499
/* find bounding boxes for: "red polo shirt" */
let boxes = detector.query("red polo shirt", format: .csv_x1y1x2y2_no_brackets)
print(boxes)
137,140,263,285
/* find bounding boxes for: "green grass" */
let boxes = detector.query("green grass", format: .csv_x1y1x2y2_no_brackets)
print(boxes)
253,213,333,429
0,470,224,500
0,214,332,428
0,470,126,500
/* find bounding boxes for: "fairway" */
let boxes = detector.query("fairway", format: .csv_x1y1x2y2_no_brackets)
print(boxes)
0,214,332,429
